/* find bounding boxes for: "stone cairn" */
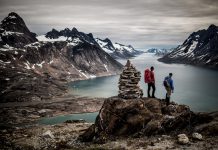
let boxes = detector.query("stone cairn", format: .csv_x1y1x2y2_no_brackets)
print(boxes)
118,60,143,99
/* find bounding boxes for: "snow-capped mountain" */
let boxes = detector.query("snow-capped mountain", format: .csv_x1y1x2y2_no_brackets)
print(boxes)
37,28,98,46
159,24,218,68
0,12,123,102
95,38,142,59
146,48,173,56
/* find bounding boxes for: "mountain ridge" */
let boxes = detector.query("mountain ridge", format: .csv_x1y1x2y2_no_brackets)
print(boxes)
37,28,141,59
95,37,142,59
158,24,218,68
0,12,123,102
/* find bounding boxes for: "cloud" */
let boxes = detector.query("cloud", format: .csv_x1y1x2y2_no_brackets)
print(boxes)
0,0,217,49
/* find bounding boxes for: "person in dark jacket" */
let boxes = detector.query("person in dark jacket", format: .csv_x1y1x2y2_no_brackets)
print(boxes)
145,66,156,98
163,73,174,105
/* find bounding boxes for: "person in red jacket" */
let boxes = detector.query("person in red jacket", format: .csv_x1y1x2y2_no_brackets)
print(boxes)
144,66,156,98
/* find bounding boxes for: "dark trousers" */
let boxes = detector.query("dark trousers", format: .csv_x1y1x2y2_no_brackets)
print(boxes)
147,82,155,98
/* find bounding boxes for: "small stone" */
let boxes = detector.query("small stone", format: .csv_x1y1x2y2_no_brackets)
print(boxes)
42,130,55,139
161,135,171,139
177,134,189,144
2,129,7,133
150,141,155,146
192,132,203,140
29,114,40,119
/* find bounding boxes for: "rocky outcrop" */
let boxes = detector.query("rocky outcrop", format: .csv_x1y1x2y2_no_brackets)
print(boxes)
159,24,218,68
118,60,143,99
0,12,123,102
80,97,218,143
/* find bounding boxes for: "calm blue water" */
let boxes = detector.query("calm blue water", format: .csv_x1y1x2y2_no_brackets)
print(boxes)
69,53,218,112
38,112,98,125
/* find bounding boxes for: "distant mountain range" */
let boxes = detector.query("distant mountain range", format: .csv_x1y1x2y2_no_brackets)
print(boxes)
145,48,173,56
159,24,218,68
0,12,124,102
37,29,142,59
95,38,142,59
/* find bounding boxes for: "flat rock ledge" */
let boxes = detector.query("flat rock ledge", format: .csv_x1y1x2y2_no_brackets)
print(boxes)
80,96,218,143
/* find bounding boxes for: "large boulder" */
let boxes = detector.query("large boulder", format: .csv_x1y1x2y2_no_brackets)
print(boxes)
80,97,218,142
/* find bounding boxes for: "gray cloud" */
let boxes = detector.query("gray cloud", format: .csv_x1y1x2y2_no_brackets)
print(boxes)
0,0,218,49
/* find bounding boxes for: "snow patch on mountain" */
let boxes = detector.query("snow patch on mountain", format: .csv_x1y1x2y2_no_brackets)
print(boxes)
37,35,68,42
67,38,82,46
95,38,141,59
2,31,24,36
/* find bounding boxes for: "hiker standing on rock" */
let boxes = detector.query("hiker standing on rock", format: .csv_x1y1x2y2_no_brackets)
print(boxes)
163,73,174,105
144,66,156,98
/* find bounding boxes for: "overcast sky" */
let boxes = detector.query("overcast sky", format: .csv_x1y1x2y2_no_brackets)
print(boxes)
0,0,218,49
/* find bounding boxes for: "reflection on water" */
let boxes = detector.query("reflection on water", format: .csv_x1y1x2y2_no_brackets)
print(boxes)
69,53,218,112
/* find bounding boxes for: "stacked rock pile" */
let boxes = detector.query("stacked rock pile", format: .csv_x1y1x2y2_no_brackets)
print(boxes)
118,60,143,99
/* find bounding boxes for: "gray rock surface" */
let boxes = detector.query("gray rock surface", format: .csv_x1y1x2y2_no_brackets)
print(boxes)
118,60,143,99
80,97,218,143
192,132,203,140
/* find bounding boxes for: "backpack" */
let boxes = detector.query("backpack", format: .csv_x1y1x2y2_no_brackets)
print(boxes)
144,69,151,83
163,77,169,87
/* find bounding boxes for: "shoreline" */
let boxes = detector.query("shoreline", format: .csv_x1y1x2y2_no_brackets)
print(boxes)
1,96,218,150
0,95,105,128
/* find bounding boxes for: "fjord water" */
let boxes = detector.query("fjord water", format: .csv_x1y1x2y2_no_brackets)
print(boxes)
69,53,218,112
38,112,98,125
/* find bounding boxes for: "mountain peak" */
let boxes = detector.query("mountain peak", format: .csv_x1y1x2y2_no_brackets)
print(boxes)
64,28,70,31
207,24,217,31
0,12,37,47
45,28,60,39
159,24,218,68
8,12,20,18
51,28,59,32
1,12,26,32
87,33,94,38
103,38,112,43
72,27,78,32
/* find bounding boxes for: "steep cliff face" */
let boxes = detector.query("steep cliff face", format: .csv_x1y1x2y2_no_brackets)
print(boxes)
0,12,123,102
159,25,218,68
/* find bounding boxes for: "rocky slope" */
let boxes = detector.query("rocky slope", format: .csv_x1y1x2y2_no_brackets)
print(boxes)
95,38,142,59
1,97,218,150
0,12,123,102
159,24,218,68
